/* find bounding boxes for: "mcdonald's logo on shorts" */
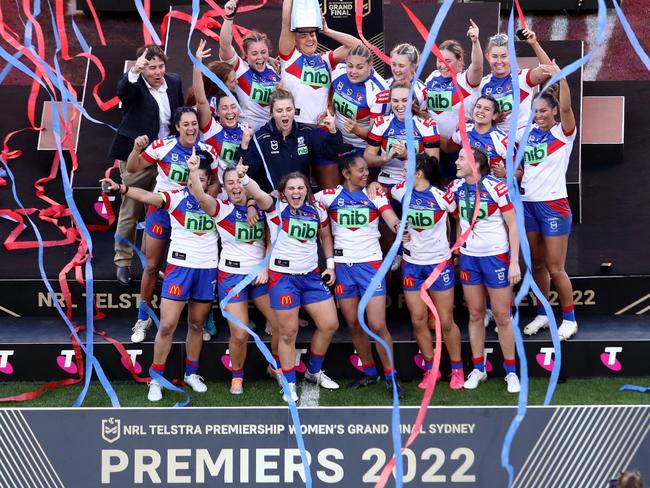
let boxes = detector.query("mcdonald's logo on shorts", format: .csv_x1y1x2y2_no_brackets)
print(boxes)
168,284,183,296
334,284,345,295
459,270,470,283
402,276,415,288
151,224,164,236
280,294,294,306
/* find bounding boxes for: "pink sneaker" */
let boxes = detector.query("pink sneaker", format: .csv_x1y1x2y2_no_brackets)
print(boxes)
449,369,465,390
418,369,442,390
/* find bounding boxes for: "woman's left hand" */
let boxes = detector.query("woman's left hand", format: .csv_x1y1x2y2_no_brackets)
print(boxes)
320,110,337,134
321,267,336,286
508,261,521,285
255,267,269,285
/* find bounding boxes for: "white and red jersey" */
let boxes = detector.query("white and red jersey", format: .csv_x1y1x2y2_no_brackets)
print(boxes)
227,55,280,131
389,181,456,265
448,176,514,257
265,199,329,274
314,185,392,263
141,136,218,192
378,77,427,115
424,70,479,139
479,68,537,132
160,188,219,268
452,123,509,170
210,197,266,274
280,48,335,124
518,123,577,202
201,117,245,183
330,64,388,148
367,113,440,185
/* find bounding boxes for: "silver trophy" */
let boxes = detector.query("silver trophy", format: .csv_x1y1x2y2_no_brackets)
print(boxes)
290,0,323,32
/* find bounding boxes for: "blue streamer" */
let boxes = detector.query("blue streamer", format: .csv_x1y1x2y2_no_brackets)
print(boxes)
353,1,456,486
611,0,650,70
44,0,120,407
133,0,163,46
619,384,650,393
185,2,312,483
0,4,119,407
149,368,192,407
500,1,608,484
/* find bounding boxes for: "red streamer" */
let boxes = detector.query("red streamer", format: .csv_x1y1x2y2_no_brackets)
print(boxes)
355,0,390,65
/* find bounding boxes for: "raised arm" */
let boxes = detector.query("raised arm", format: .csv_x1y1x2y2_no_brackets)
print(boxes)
101,176,163,207
279,0,295,57
322,16,362,64
186,148,218,216
193,39,214,130
219,0,238,62
236,159,274,210
522,29,553,85
466,19,484,87
125,135,151,173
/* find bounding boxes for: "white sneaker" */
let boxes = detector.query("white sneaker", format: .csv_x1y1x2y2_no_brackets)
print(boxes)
131,318,152,343
523,315,549,336
184,374,208,393
483,309,494,328
558,320,578,341
463,369,488,389
305,370,339,390
505,372,521,393
281,382,299,403
202,330,211,341
147,380,162,401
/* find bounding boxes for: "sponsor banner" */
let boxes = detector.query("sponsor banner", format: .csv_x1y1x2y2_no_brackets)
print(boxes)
0,339,647,381
0,406,647,487
2,276,648,317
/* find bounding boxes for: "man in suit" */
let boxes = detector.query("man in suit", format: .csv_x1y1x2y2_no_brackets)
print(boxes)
110,44,184,286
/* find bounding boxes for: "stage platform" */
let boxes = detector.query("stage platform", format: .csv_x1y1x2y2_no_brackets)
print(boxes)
0,313,647,382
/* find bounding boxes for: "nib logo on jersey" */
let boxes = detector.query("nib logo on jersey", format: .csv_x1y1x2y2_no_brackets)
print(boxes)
57,349,78,374
536,347,556,372
120,350,143,374
0,350,15,375
600,347,623,372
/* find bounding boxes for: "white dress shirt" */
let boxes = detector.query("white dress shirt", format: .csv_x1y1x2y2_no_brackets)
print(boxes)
128,69,171,139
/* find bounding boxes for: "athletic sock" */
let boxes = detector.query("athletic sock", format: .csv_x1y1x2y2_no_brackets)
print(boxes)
383,368,396,380
536,303,547,316
451,361,463,370
138,300,148,321
231,367,244,379
185,359,199,376
423,357,433,371
272,354,281,370
362,362,378,378
503,358,517,375
307,351,325,374
562,305,576,321
472,357,485,373
282,367,296,384
150,362,165,377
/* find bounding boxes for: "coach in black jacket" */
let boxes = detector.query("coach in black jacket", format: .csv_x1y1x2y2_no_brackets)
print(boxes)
109,45,183,286
235,89,344,192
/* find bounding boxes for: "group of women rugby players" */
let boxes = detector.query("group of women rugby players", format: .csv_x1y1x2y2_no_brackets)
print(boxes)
103,0,580,403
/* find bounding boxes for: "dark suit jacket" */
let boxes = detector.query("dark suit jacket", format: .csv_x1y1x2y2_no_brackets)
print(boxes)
108,72,184,161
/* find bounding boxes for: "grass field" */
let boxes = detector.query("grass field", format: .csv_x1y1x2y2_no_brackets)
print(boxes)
1,376,648,408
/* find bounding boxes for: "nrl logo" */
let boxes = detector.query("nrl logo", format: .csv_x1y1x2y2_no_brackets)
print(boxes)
270,140,279,151
102,417,121,444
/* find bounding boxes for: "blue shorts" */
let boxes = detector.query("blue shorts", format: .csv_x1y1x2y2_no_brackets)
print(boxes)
161,265,217,302
402,260,455,292
268,270,332,310
459,253,510,289
523,198,572,236
218,271,269,303
334,261,386,299
145,206,171,240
